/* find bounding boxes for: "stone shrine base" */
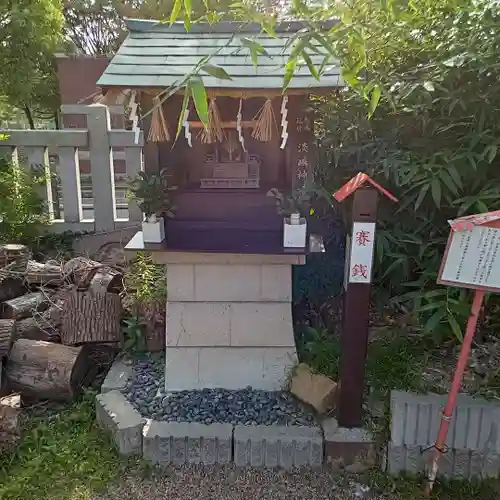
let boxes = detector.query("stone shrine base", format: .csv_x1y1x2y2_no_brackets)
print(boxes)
156,252,304,392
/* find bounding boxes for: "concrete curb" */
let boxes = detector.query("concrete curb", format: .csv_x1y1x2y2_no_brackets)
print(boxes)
96,390,144,455
388,390,500,478
142,420,233,465
234,424,324,468
96,389,325,467
101,357,134,394
322,418,375,472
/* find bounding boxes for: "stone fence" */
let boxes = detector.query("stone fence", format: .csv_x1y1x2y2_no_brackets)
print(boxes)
0,104,144,234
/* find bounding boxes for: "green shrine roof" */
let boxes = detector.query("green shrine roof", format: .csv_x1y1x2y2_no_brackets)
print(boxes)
97,19,343,90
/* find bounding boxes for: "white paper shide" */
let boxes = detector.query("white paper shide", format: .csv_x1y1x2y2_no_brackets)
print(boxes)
348,222,376,284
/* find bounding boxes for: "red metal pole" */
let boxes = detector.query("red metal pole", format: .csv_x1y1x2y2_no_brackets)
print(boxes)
424,288,485,496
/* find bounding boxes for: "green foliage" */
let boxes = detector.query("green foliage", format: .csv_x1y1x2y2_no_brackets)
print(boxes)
266,180,329,217
126,251,168,305
296,325,341,380
366,334,429,395
127,169,176,220
307,0,500,344
122,314,147,352
29,231,79,260
0,391,121,500
0,155,48,243
123,252,168,352
292,252,344,309
0,0,64,125
298,326,429,396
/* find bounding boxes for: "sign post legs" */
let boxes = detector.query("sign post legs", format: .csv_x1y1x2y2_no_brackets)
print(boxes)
424,289,485,495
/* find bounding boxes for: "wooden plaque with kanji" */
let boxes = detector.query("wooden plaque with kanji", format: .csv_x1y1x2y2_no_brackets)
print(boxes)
348,222,376,284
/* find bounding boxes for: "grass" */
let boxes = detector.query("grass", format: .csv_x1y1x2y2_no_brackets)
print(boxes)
298,325,429,395
365,469,500,499
366,333,429,394
0,391,123,500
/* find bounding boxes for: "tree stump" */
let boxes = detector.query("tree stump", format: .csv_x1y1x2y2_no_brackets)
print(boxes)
0,320,16,357
26,260,64,287
6,339,90,401
3,292,50,320
61,289,123,345
0,393,21,453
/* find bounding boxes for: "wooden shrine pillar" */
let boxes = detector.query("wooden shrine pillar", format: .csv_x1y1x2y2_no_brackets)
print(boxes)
334,173,398,428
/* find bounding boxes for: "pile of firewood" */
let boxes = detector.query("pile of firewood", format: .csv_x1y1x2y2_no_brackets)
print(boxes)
0,244,124,451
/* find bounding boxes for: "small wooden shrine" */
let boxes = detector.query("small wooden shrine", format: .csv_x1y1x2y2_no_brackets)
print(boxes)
100,19,343,391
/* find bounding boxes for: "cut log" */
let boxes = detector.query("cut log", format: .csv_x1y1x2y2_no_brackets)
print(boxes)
89,266,122,294
3,292,50,320
61,290,123,345
0,393,21,452
6,339,90,401
64,257,122,293
0,245,30,303
0,360,5,397
0,277,26,303
0,244,30,268
0,319,16,357
26,260,64,287
15,313,59,343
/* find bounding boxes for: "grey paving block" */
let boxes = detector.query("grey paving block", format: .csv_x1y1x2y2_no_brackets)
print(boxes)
405,445,422,475
101,357,133,394
390,390,500,450
453,449,470,479
234,425,323,468
481,451,500,478
96,390,144,455
142,420,233,466
389,390,500,479
387,443,405,474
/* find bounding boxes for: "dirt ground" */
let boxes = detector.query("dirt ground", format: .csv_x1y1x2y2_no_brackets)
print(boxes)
91,465,373,500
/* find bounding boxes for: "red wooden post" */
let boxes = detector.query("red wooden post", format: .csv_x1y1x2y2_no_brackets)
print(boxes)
334,173,398,428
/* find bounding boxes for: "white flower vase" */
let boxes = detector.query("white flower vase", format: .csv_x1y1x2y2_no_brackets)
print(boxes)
142,214,165,243
283,213,307,248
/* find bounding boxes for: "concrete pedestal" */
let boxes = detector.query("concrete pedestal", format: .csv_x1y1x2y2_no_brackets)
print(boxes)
153,252,304,391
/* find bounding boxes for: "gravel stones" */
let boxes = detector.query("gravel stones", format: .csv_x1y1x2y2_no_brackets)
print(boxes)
122,353,316,426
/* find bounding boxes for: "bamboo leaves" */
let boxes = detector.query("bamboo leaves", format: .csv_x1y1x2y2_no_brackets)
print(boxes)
188,77,208,125
201,64,232,80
